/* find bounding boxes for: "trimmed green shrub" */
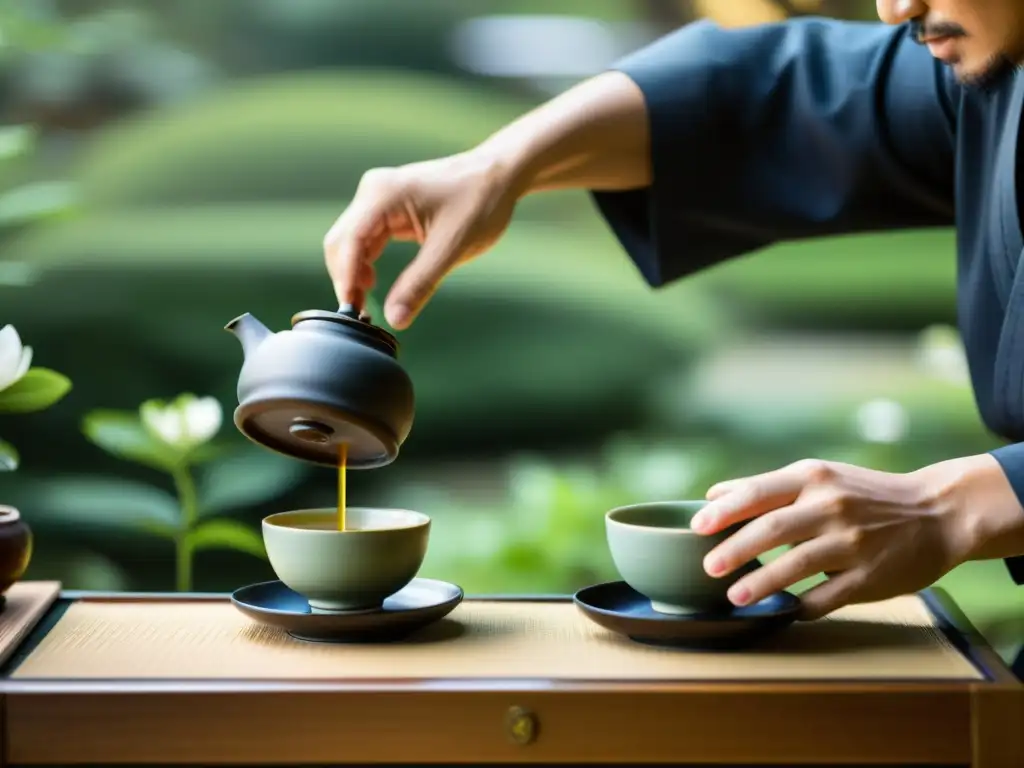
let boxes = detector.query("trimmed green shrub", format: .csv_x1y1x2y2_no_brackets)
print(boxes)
71,68,593,223
75,70,517,203
217,0,467,76
696,229,957,328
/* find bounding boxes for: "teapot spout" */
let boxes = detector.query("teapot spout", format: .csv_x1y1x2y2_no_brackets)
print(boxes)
225,313,271,359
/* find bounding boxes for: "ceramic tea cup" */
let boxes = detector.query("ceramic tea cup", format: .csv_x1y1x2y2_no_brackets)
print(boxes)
262,507,430,613
605,500,758,615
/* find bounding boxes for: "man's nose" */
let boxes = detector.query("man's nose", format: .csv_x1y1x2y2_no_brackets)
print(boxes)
876,0,927,24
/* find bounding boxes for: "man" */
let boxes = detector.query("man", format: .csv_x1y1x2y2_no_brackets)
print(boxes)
322,0,1024,620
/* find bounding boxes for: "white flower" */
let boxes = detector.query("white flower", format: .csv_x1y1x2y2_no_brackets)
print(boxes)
141,394,222,450
854,398,909,444
0,324,32,393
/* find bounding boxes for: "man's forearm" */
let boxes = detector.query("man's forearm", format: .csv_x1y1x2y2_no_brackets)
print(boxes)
920,454,1024,563
476,71,653,197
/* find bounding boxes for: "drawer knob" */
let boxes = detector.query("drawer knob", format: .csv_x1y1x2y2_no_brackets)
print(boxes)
505,705,538,746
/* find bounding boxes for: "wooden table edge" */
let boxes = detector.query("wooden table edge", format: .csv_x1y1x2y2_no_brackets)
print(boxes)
920,586,1020,685
0,587,1018,766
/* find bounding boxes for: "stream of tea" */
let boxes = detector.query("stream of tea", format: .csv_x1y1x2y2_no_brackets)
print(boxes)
337,442,348,531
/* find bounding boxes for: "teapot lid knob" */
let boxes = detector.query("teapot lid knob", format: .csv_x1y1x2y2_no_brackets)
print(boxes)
337,303,375,324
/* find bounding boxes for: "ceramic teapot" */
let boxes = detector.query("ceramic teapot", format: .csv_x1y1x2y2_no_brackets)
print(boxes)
225,304,414,469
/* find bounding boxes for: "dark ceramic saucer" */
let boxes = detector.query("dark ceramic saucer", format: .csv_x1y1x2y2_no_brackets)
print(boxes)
574,581,801,650
231,578,463,643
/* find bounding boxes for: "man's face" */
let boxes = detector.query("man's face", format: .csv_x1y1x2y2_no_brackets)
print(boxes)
877,0,1024,85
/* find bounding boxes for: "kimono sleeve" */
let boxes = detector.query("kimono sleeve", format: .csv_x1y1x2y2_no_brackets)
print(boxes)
989,443,1024,584
591,18,959,287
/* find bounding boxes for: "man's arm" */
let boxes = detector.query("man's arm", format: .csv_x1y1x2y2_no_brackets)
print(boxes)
327,18,959,325
581,18,960,287
985,445,1024,581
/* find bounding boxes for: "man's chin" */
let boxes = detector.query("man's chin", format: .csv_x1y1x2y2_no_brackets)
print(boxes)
949,54,1018,90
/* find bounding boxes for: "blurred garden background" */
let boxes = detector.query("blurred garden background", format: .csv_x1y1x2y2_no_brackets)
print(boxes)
0,0,1022,662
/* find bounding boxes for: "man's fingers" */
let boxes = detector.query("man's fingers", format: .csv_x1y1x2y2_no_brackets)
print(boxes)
725,535,853,608
703,501,824,577
324,196,391,310
796,569,869,621
693,466,806,533
693,460,837,534
384,215,467,329
354,261,377,291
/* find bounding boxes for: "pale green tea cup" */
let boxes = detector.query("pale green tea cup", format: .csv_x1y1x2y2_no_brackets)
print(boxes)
606,500,756,615
262,507,430,613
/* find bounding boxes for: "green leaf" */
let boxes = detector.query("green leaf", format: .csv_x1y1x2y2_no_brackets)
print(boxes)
0,368,71,413
81,409,184,472
0,9,69,53
189,441,229,465
0,437,18,471
28,547,129,591
0,261,39,287
199,449,310,516
0,125,33,163
6,474,179,533
0,181,76,228
184,519,266,559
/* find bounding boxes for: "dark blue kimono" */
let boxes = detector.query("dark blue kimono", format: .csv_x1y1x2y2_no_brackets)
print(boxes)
591,19,1024,582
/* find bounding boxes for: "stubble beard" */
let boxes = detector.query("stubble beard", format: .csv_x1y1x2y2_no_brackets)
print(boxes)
955,54,1020,91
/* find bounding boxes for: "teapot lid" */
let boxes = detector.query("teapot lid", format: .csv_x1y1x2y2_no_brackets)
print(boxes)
291,303,399,353
233,304,407,469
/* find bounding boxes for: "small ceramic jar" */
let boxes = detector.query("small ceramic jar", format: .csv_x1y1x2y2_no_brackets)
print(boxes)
0,506,32,594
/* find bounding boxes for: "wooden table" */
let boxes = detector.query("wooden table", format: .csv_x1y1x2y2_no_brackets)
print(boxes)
0,583,1019,767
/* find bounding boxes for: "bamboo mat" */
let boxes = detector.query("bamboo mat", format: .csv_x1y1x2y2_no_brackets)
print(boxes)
10,593,982,681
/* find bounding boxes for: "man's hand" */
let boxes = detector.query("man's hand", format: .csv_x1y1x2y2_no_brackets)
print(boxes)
323,71,651,330
689,455,1021,620
323,150,521,330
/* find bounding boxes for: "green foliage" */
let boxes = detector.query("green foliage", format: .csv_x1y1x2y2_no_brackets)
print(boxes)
222,0,467,76
0,181,76,229
79,396,280,591
73,70,533,208
184,519,265,559
0,437,18,471
83,409,190,473
0,5,70,56
198,450,309,517
481,0,634,19
0,262,37,287
698,229,958,327
0,368,71,414
417,438,734,594
0,332,72,473
7,475,179,532
23,545,128,592
0,124,77,231
0,126,33,162
651,330,997,471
